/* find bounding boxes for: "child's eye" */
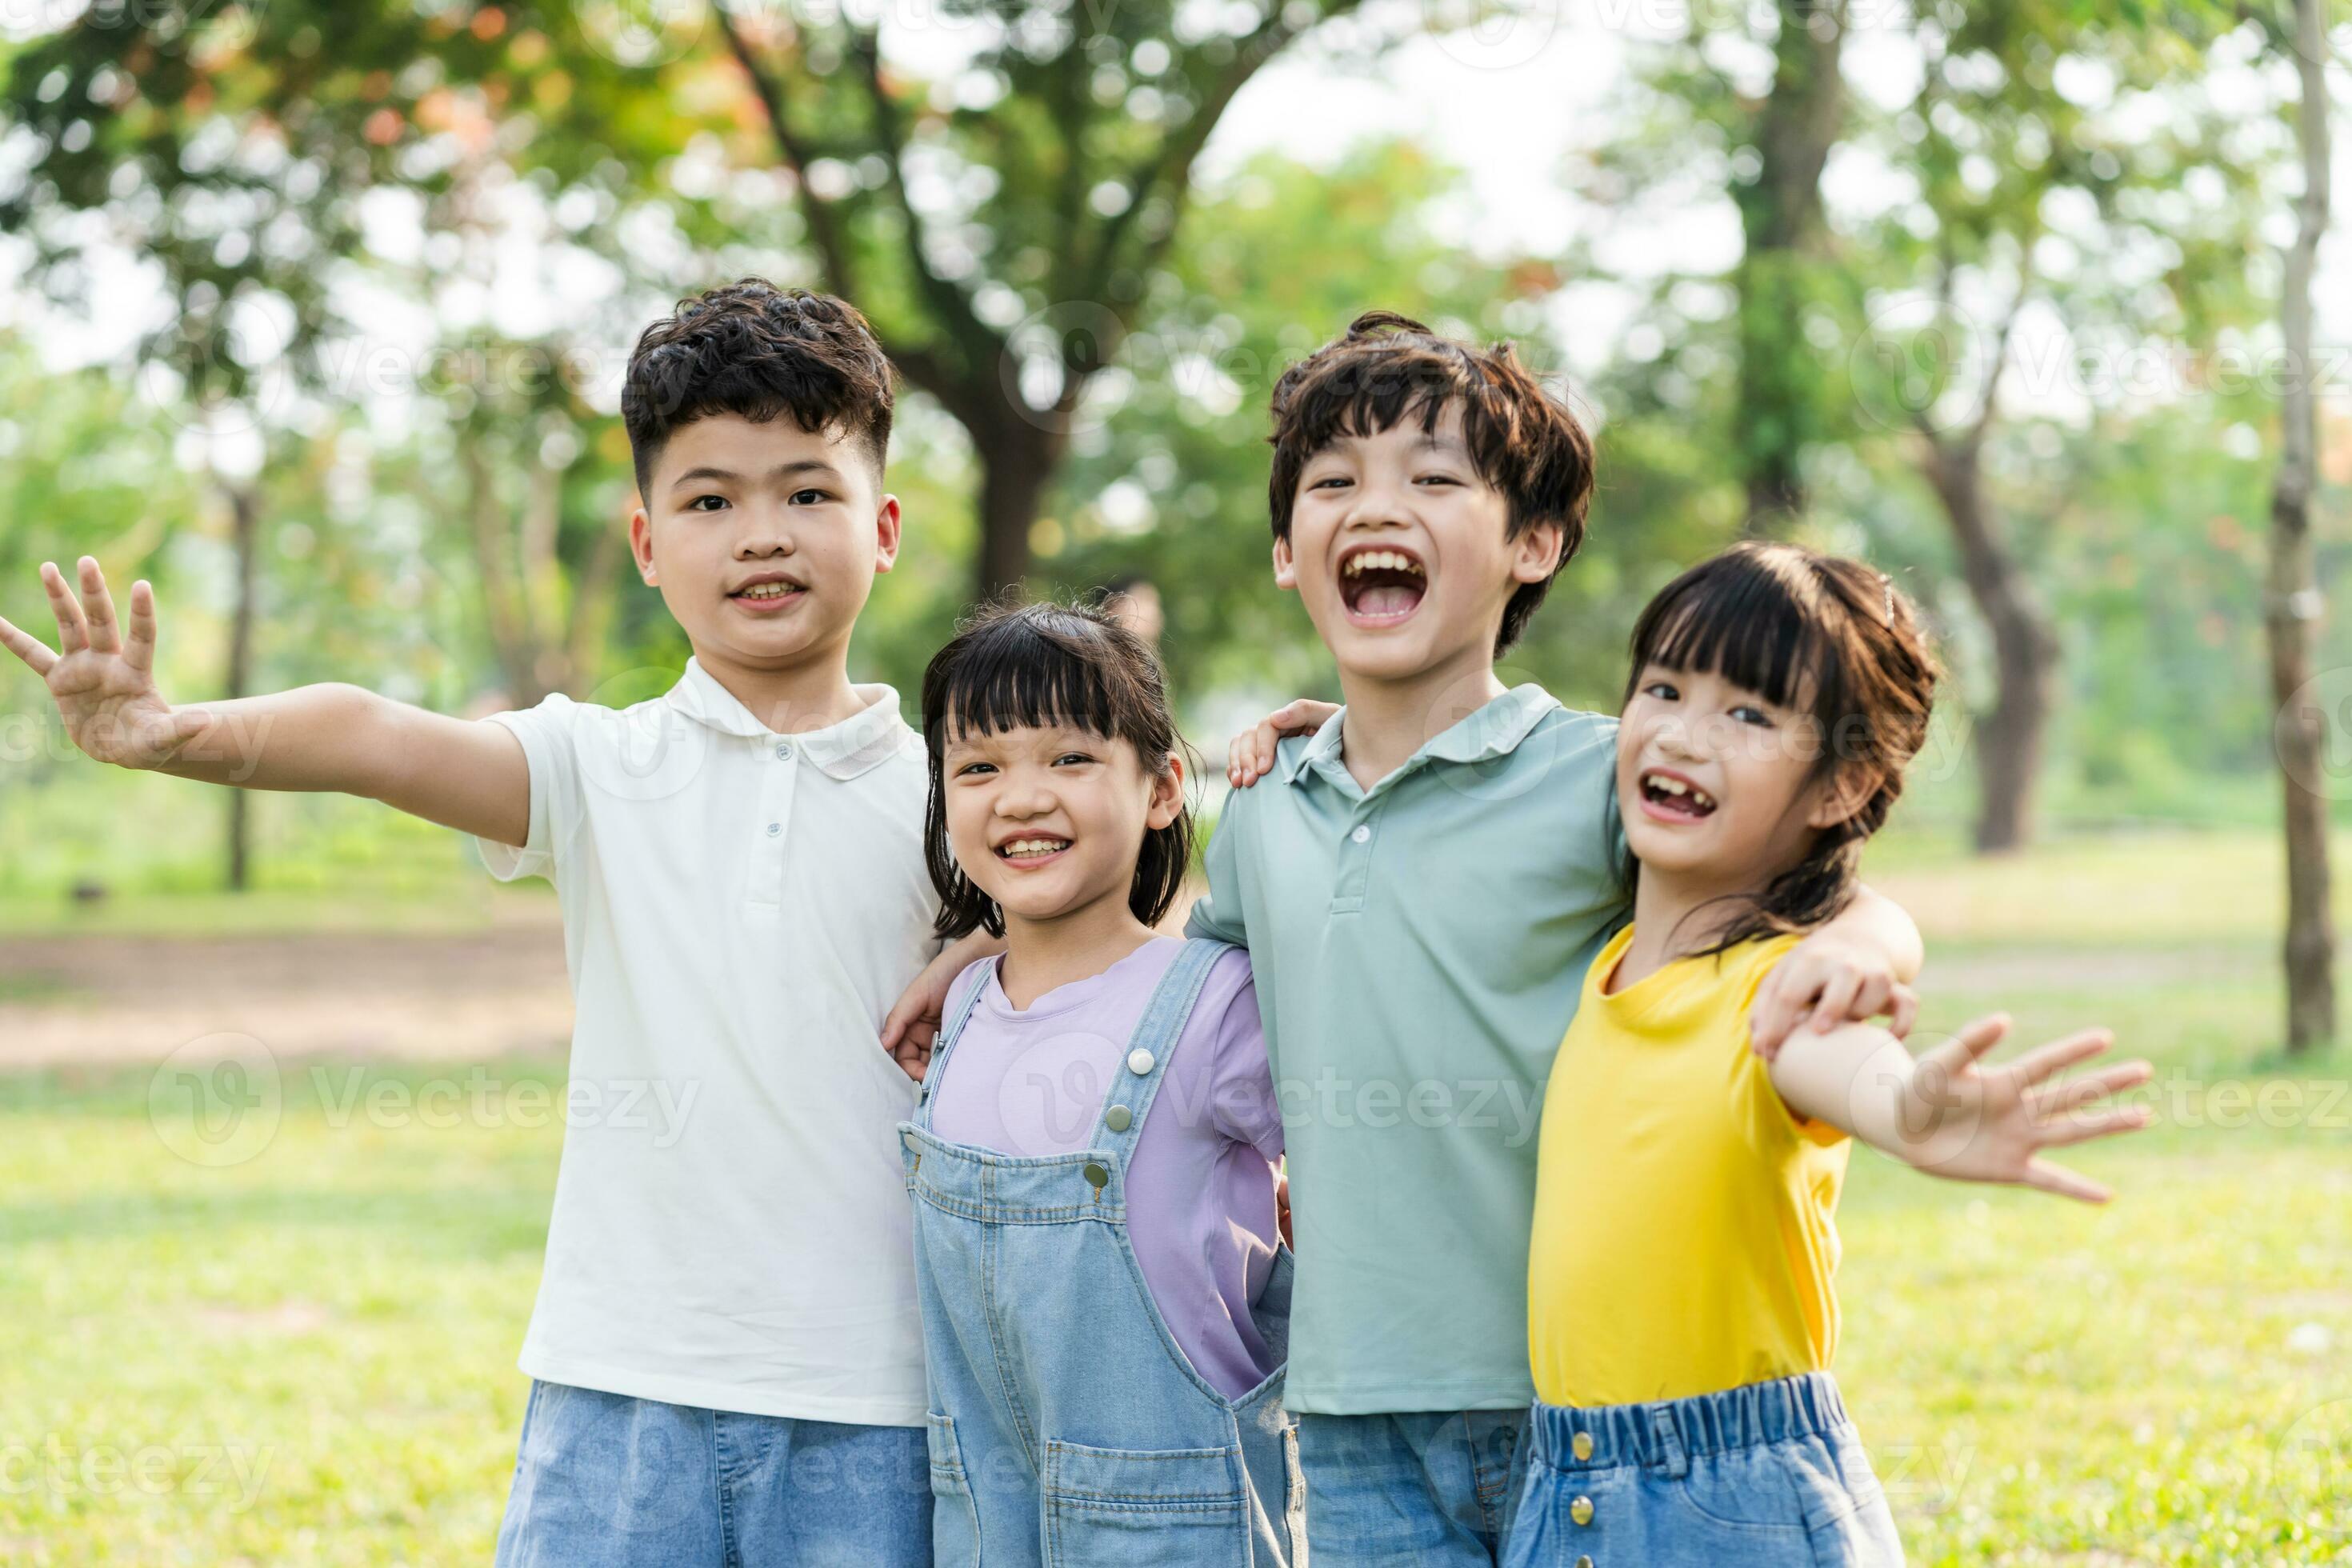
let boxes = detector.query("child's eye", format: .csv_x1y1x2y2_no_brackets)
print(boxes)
686,494,729,512
1415,474,1460,486
1731,705,1774,728
790,487,830,506
1642,680,1679,702
954,762,995,778
1053,752,1097,767
1307,475,1350,491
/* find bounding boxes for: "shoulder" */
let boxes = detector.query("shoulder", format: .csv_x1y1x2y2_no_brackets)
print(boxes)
948,954,1000,1018
1721,933,1807,1010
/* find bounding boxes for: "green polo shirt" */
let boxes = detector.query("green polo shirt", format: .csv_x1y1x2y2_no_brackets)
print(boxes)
1186,684,1629,1415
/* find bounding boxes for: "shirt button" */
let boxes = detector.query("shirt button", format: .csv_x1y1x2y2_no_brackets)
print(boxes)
1350,825,1371,844
766,822,782,837
1126,1048,1155,1076
774,742,794,761
1570,1496,1594,1526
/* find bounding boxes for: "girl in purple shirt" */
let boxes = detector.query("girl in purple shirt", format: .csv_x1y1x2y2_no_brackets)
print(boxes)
901,598,1300,1566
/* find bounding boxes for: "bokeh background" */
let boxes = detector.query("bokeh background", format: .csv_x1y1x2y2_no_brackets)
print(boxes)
3,1,2351,1562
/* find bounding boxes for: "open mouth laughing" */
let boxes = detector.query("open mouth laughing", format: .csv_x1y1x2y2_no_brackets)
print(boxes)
1638,768,1718,822
1337,545,1427,626
994,835,1072,867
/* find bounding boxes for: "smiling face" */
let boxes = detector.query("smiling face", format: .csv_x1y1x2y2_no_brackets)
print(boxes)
628,412,899,698
1274,402,1562,688
1617,661,1862,899
941,719,1183,934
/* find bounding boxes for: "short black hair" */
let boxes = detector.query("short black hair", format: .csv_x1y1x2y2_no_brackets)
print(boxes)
920,599,1192,941
620,280,894,502
1267,310,1596,654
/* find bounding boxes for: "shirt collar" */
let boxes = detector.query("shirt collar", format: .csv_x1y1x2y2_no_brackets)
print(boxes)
664,658,915,781
1279,682,1560,788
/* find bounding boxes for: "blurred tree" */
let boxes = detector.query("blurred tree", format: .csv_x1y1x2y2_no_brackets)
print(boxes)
2254,0,2338,1050
1843,5,2268,851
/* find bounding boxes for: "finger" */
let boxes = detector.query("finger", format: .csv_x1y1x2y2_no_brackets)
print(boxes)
124,581,158,674
1918,1014,2013,1078
77,557,121,654
1887,984,1919,1040
0,614,59,677
2034,1102,2153,1150
1810,969,1862,1032
1254,721,1282,776
2021,1158,2113,1205
1747,974,1795,1057
2003,1029,2116,1090
2029,1060,2154,1118
41,562,90,653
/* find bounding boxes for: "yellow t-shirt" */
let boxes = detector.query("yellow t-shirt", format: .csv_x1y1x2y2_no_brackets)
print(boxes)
1527,926,1851,1408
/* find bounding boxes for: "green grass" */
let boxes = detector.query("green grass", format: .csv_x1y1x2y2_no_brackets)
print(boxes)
3,826,2348,1562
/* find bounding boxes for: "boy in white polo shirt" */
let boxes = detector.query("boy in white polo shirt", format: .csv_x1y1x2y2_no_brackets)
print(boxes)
0,282,980,1566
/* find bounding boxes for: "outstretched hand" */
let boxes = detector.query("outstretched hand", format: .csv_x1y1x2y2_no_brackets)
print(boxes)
1897,1014,2153,1203
0,558,207,770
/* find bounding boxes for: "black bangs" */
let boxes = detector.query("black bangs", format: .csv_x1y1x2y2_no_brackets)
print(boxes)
925,605,1131,747
1626,546,1842,718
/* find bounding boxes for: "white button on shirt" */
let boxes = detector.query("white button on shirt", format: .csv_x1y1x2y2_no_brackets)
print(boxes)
479,658,942,1425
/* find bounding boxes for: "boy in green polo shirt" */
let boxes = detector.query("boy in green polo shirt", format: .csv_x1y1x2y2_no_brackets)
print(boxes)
1186,310,1923,1566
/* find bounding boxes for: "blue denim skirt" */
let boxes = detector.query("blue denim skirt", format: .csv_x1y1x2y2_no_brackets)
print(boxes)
1500,1371,1902,1566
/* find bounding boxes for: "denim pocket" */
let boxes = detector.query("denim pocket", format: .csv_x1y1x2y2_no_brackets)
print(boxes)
1042,1438,1249,1568
926,1412,981,1568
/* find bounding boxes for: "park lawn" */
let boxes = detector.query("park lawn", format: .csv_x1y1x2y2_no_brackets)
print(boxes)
2,826,2349,1564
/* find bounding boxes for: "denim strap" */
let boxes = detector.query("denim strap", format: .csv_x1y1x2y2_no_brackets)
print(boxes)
1086,938,1232,1163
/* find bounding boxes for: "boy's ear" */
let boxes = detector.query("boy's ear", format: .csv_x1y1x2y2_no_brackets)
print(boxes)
1271,535,1298,591
1146,751,1186,829
874,494,903,575
629,507,658,585
1807,762,1876,830
1509,518,1566,586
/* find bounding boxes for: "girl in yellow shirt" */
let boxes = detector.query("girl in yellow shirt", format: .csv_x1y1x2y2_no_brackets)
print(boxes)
1505,543,2153,1567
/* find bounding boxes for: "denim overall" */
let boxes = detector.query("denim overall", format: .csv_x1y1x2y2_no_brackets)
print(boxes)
899,938,1303,1567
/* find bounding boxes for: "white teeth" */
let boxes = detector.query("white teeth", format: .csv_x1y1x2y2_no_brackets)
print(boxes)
1000,838,1070,858
1643,773,1716,810
1343,550,1425,578
738,582,799,600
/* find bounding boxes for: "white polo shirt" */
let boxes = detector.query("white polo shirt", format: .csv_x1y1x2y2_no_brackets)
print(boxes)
479,658,941,1425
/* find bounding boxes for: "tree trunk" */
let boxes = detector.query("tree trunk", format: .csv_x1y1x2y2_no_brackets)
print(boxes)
224,481,259,891
975,433,1059,602
1924,434,2058,855
1736,0,1847,536
2269,0,2336,1054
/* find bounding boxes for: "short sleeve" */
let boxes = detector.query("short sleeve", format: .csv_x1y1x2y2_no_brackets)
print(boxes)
1200,948,1282,1162
474,694,583,884
1598,722,1634,901
1183,797,1250,948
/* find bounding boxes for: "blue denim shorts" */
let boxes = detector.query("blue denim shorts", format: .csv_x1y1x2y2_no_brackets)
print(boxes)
1501,1372,1903,1567
493,1381,931,1568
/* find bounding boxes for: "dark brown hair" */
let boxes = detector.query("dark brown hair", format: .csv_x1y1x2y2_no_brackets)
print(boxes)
921,599,1193,941
1624,541,1938,953
1266,310,1597,654
620,280,894,501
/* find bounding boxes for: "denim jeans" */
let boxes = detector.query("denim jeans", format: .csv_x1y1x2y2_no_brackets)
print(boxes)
1295,1408,1529,1565
493,1381,931,1568
1501,1371,1903,1566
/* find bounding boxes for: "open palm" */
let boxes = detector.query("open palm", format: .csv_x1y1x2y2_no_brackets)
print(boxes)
0,558,206,769
1902,1014,2152,1203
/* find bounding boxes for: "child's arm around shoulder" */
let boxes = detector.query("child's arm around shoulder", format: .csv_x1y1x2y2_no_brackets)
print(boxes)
1766,1010,2154,1203
1748,886,1925,1058
0,558,529,845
